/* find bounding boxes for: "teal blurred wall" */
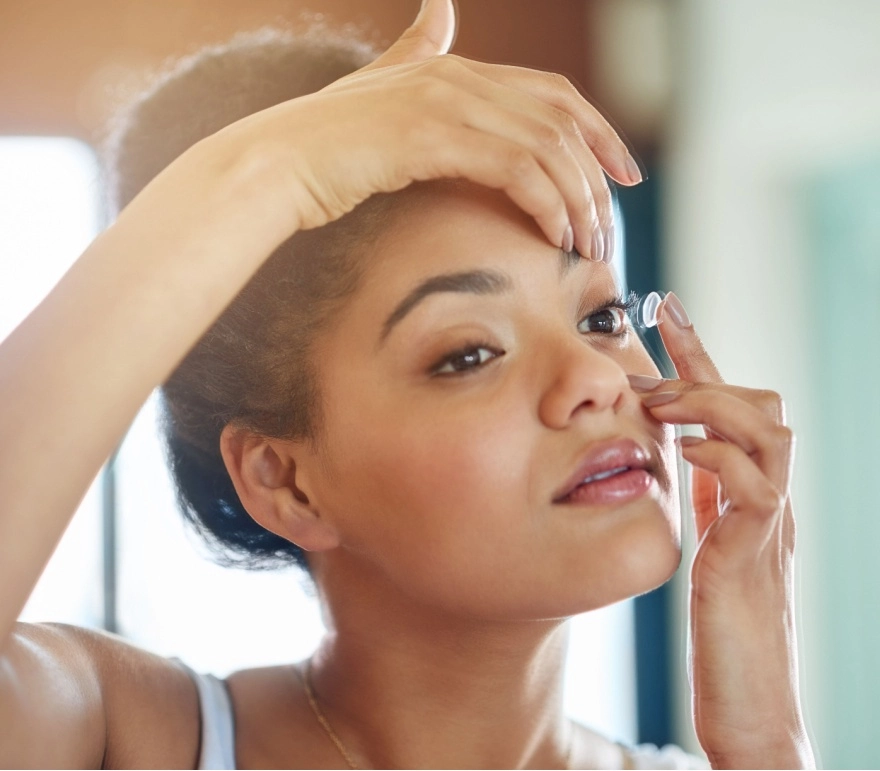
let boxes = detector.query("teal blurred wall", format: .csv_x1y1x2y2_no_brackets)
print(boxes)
807,155,880,767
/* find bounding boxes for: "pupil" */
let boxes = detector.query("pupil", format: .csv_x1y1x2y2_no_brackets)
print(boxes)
455,350,480,370
592,310,615,332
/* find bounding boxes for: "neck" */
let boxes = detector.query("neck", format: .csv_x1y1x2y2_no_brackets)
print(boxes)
308,560,573,769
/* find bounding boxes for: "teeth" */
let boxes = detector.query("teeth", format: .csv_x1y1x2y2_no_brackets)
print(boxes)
581,466,630,485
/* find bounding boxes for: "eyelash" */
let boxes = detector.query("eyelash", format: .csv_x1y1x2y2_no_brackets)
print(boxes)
430,293,638,377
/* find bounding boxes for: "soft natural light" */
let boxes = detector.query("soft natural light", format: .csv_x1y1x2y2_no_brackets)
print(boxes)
2,137,104,627
4,137,636,744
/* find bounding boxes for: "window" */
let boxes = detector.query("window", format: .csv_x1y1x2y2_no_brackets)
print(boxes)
2,137,103,628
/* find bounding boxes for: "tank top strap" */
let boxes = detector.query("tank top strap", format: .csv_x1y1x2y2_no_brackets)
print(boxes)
619,741,709,769
174,659,237,770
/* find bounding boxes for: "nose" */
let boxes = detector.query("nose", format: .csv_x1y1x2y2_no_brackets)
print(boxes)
537,335,629,430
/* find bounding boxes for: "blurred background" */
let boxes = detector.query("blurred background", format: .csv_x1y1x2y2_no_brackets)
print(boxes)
2,0,879,766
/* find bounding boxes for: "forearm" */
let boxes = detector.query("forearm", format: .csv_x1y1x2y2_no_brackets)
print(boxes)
0,144,297,645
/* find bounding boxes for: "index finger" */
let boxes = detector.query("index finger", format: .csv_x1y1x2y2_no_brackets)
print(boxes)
656,292,724,385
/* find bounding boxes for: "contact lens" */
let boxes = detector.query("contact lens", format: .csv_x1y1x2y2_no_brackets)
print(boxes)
632,291,665,329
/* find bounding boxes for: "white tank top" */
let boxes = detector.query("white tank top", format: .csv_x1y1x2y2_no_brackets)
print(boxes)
178,663,707,769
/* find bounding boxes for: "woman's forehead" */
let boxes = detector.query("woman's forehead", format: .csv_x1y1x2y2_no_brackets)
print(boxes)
365,181,557,283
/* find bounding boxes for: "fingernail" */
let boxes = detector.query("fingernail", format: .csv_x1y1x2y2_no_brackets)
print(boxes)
627,374,664,392
663,292,692,329
605,224,615,264
625,154,642,184
590,227,604,262
677,436,704,448
562,224,574,254
642,390,681,407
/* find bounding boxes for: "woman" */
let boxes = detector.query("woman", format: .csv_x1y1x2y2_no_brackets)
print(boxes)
0,0,814,767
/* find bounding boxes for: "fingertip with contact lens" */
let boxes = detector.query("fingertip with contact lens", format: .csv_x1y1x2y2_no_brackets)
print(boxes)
631,290,665,330
662,291,692,329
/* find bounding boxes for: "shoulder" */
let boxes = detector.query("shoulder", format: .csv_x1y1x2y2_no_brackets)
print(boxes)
4,622,201,769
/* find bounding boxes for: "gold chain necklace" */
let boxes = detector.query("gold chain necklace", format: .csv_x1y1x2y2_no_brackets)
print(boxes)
301,659,575,770
303,659,360,769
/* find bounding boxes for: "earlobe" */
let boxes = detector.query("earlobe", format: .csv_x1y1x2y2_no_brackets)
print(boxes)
219,425,341,552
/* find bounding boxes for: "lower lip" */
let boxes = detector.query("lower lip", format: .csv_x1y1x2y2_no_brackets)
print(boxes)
557,469,654,507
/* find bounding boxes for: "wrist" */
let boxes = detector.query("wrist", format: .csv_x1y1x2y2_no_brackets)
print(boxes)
704,725,815,769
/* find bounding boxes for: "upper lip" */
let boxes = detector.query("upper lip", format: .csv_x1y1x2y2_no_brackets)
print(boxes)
552,437,653,502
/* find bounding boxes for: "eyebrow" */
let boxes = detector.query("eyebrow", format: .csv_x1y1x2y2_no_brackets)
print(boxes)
378,248,583,345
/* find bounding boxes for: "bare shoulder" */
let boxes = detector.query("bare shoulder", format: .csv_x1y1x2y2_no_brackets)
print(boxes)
0,622,200,769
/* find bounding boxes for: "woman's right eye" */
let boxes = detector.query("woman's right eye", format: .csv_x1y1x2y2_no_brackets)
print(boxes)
432,345,503,376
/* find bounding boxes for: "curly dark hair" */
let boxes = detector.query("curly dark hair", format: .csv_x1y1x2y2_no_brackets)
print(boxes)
104,27,402,572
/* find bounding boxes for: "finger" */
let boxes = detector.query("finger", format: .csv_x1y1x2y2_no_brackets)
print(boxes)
679,436,786,549
691,465,721,540
403,58,613,245
462,59,642,189
639,386,796,494
656,292,724,385
418,125,571,249
442,78,602,258
628,373,787,426
364,0,457,71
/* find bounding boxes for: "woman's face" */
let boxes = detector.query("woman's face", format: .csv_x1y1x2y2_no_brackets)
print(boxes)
305,182,681,620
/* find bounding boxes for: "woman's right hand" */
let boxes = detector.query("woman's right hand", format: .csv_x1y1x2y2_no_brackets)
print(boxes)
201,0,641,261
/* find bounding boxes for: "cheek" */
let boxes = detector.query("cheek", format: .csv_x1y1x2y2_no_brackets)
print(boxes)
624,332,663,377
320,383,537,570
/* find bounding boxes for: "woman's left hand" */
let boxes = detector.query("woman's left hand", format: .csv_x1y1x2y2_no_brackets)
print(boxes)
629,293,815,769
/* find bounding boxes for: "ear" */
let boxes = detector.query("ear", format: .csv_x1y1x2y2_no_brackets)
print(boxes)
219,424,340,552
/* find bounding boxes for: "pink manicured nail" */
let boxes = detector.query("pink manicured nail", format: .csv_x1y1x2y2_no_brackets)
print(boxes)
562,225,574,253
677,436,704,448
625,155,642,184
605,224,615,264
642,390,681,407
663,292,692,329
628,374,664,392
590,227,604,262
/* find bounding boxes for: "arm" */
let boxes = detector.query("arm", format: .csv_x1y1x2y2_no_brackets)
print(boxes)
0,623,199,768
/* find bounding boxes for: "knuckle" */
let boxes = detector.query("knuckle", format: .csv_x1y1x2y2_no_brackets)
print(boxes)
534,121,565,151
773,425,795,452
756,483,786,516
503,146,536,180
546,70,577,95
756,389,786,422
434,53,468,75
553,109,582,140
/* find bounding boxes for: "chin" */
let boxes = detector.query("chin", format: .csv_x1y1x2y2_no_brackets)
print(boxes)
616,505,682,597
561,497,683,616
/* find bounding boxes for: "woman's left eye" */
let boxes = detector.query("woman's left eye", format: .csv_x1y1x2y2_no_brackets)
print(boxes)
577,306,628,336
432,345,502,376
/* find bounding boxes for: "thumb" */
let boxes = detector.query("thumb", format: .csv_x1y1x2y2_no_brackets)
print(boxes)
363,0,457,71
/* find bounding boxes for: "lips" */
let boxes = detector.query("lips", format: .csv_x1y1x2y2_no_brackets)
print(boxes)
553,437,653,504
